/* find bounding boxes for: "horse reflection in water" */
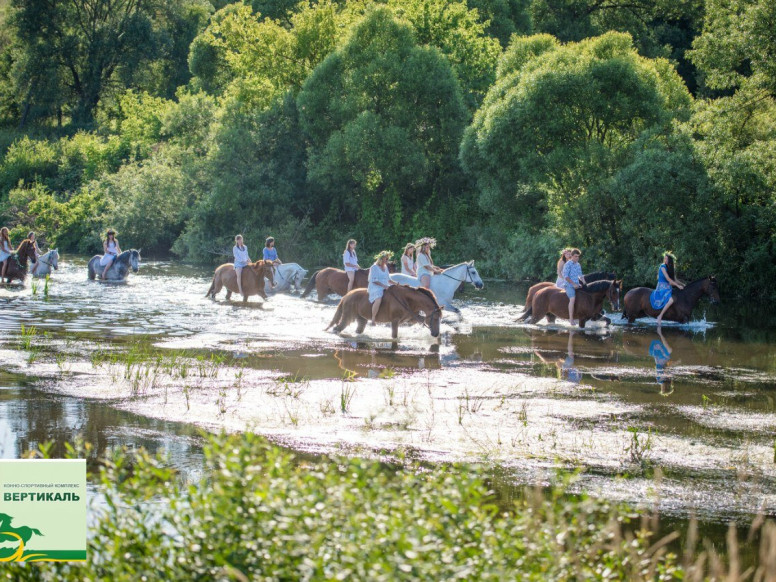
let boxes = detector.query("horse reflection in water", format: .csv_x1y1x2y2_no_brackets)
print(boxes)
533,331,582,384
333,343,441,378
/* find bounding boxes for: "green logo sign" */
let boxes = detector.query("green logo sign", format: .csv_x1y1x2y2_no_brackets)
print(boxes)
0,460,86,562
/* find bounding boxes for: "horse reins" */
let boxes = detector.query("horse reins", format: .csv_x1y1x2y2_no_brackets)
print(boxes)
439,265,473,284
386,287,437,328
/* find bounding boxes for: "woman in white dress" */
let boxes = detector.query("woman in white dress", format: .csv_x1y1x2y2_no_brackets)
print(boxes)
343,239,360,292
368,250,397,326
100,229,122,279
233,234,251,298
0,227,13,281
400,242,416,277
415,237,442,289
555,248,572,287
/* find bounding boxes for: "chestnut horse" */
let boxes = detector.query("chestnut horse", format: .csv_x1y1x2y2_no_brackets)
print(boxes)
325,285,442,339
0,239,37,284
206,260,276,302
530,280,622,328
302,263,396,301
622,276,720,324
517,271,616,322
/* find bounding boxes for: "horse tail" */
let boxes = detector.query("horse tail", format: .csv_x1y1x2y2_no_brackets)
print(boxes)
301,270,319,298
326,299,344,331
205,273,217,298
88,258,96,280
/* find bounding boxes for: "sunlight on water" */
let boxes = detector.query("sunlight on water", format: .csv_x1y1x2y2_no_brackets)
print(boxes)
1,258,775,521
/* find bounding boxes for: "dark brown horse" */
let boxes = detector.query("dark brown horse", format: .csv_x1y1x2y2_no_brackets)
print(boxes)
0,239,37,284
531,280,622,328
517,271,616,322
325,285,442,339
302,263,397,301
622,276,720,324
205,260,276,302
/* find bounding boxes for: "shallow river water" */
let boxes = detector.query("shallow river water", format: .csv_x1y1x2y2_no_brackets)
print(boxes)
0,258,774,528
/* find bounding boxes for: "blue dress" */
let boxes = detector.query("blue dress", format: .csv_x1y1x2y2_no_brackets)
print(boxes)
649,339,671,384
649,265,672,310
263,247,278,261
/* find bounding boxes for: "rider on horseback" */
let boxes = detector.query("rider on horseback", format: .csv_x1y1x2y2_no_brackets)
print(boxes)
263,236,282,265
0,227,12,281
562,249,587,326
652,252,685,327
101,229,122,279
415,237,442,289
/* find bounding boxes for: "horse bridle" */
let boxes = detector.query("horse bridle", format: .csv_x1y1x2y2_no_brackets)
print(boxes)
38,255,57,268
440,264,475,284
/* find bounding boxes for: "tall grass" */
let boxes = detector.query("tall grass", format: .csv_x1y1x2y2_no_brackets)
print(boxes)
8,433,776,580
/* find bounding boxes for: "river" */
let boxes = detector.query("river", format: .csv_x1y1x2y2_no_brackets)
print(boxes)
0,258,774,529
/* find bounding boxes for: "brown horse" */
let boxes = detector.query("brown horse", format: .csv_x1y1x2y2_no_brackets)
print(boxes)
325,285,442,339
0,239,37,284
530,280,622,328
517,271,616,322
622,276,720,324
205,260,275,302
302,263,397,301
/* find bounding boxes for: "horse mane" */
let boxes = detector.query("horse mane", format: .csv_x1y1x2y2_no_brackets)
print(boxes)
401,285,440,307
585,271,616,282
14,239,30,253
391,284,439,306
581,280,614,293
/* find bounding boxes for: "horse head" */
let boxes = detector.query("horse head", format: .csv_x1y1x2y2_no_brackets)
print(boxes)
294,267,308,290
706,276,720,304
606,280,622,311
16,239,36,267
253,260,274,286
410,287,443,337
51,249,59,269
129,249,141,273
466,261,484,289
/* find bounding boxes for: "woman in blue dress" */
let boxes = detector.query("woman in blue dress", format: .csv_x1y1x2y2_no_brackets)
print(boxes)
263,236,282,265
650,252,684,326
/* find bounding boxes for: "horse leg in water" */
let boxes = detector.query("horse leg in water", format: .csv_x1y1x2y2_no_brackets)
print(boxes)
225,289,233,301
391,320,399,339
355,316,367,334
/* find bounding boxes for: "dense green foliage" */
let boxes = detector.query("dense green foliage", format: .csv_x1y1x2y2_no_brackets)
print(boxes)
0,0,774,295
6,432,774,580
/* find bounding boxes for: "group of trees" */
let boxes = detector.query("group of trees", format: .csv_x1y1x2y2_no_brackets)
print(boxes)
0,0,774,295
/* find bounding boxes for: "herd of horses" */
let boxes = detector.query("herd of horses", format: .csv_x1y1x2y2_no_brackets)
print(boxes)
0,243,721,339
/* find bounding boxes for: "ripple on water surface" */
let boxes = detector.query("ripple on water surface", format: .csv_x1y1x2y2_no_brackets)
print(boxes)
1,259,774,521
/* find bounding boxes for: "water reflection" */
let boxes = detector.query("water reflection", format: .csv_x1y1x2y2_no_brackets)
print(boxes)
533,331,582,384
649,329,674,395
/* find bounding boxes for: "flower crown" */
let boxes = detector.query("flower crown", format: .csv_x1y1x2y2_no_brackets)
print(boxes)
414,237,437,249
374,250,393,261
663,250,676,260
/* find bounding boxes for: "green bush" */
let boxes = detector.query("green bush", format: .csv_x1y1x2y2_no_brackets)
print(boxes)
8,432,775,580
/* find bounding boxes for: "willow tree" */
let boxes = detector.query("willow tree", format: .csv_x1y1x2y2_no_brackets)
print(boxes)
296,8,468,249
460,32,693,276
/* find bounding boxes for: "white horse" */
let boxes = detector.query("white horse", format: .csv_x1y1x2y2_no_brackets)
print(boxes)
265,263,308,294
389,261,484,314
31,249,59,278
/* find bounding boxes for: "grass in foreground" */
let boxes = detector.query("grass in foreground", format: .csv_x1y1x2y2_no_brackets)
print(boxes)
5,433,776,580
